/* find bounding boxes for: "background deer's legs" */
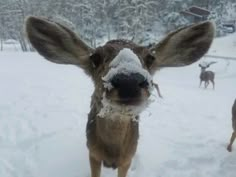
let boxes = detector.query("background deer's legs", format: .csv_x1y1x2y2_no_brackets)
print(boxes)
199,80,202,88
211,80,215,89
227,131,236,152
204,81,209,88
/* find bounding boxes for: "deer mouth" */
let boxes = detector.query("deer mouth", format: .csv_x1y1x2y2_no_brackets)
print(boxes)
105,88,150,106
114,97,145,106
98,92,152,119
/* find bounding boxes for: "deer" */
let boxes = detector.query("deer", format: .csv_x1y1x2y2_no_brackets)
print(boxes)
227,99,236,152
25,16,214,177
199,61,216,89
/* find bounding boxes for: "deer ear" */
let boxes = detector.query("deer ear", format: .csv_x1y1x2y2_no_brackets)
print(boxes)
25,16,94,72
149,21,214,73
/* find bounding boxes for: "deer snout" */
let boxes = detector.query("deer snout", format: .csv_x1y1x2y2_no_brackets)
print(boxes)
110,73,149,100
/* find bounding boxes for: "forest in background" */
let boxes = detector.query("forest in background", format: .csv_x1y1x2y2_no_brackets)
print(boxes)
0,0,236,51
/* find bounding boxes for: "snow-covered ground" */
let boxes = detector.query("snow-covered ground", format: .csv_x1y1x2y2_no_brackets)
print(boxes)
208,32,236,58
0,35,236,177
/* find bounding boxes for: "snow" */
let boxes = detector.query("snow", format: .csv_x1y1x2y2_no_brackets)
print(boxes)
97,93,154,120
208,32,236,58
109,48,142,68
0,34,236,177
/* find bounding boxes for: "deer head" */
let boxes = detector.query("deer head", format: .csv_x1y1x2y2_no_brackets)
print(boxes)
199,61,217,72
26,16,214,116
26,16,215,177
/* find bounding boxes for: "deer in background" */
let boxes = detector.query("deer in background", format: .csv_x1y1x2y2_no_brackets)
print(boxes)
227,99,236,152
199,61,216,89
25,16,214,177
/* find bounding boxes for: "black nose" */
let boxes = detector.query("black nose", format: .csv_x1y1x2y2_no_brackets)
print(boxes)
111,73,149,99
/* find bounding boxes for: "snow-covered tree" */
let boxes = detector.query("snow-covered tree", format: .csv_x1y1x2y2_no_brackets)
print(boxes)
0,0,236,51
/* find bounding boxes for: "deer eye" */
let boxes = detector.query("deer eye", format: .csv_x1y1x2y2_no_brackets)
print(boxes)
90,53,103,68
145,54,155,68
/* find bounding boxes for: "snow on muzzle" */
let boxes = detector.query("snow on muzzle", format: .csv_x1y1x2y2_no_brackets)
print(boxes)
102,48,154,103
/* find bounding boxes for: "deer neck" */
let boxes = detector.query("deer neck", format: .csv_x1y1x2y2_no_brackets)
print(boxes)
90,91,139,145
96,114,136,145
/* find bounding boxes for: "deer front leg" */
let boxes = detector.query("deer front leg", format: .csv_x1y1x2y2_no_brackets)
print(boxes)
204,81,209,88
89,155,102,177
227,132,236,152
211,80,215,89
118,161,131,177
199,80,202,88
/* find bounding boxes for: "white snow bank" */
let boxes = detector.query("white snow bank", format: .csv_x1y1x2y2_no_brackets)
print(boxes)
208,33,236,58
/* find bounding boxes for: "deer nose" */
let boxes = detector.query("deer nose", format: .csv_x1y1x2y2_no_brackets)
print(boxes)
111,73,149,98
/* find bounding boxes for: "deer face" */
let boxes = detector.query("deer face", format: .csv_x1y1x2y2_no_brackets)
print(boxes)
90,43,154,106
199,63,209,72
103,48,152,105
26,16,215,114
199,65,208,72
199,61,217,73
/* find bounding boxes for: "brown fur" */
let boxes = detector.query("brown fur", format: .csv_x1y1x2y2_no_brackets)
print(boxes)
227,99,236,152
25,16,214,177
87,90,139,169
199,63,215,89
199,70,215,89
